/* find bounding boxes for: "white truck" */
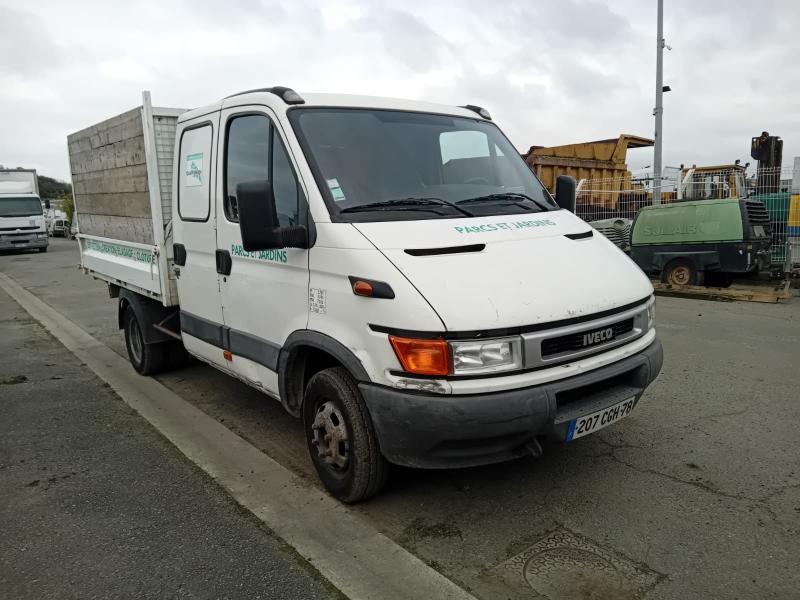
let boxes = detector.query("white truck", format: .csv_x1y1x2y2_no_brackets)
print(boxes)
0,168,49,252
69,89,662,502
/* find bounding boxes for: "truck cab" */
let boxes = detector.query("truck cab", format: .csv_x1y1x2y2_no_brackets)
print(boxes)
72,89,663,502
0,170,49,253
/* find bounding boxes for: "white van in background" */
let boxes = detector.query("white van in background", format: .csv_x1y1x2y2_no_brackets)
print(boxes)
70,89,662,502
0,169,48,252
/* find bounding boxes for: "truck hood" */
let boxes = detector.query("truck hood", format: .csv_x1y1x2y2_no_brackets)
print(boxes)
354,211,653,331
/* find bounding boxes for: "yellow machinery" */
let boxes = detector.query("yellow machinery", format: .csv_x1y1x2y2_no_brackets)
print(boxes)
524,134,654,195
675,164,747,200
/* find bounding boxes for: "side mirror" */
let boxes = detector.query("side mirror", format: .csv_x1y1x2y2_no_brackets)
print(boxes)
555,175,577,212
237,180,281,251
236,180,308,251
44,198,51,209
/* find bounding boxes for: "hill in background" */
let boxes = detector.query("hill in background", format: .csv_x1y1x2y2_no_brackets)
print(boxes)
38,174,72,199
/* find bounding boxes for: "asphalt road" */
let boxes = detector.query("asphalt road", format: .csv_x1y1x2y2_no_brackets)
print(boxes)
2,238,799,599
0,276,341,599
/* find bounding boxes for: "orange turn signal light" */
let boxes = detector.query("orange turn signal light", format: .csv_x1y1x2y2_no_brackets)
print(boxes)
352,280,374,297
389,336,450,376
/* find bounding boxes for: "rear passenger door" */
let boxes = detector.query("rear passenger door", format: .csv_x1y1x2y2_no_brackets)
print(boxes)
215,107,310,395
173,116,227,367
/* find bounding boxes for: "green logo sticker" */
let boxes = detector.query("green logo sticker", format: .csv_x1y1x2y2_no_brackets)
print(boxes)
185,153,203,187
86,239,155,264
230,244,288,263
454,218,557,234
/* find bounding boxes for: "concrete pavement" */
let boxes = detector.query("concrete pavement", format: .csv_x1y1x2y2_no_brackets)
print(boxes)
3,238,800,599
0,283,342,600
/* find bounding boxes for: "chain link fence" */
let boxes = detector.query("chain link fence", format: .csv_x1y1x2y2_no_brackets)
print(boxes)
574,166,800,274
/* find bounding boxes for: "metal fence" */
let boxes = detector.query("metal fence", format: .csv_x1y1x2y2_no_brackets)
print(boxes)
575,166,800,273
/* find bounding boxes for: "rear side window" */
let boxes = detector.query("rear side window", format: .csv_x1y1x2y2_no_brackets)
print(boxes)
178,124,213,221
225,114,300,226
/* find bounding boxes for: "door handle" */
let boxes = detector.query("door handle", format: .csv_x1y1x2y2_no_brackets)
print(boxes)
215,249,232,276
173,243,187,266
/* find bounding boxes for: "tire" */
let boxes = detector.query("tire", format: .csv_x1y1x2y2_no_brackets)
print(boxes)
303,367,388,503
38,247,47,253
123,306,168,375
661,259,700,286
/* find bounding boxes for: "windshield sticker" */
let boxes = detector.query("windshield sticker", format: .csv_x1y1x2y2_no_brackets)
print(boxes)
185,153,203,187
454,218,557,234
326,178,346,202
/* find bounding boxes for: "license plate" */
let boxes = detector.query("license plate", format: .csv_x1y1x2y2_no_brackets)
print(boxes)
567,397,636,441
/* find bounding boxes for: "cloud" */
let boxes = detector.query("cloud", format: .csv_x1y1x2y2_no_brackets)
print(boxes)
0,0,799,180
0,6,64,75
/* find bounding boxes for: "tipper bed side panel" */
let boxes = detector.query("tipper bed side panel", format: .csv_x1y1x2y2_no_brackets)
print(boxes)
68,107,154,245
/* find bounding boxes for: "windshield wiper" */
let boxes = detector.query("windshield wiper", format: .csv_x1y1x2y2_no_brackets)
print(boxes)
339,197,473,216
456,192,553,212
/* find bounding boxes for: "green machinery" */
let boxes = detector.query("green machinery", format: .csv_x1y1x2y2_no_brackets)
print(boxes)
630,196,772,285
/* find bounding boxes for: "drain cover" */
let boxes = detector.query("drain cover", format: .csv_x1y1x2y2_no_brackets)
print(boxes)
494,528,662,599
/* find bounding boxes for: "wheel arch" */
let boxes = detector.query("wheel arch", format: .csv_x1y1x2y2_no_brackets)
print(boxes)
278,331,371,418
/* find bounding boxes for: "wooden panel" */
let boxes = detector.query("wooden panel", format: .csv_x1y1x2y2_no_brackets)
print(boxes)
74,192,152,218
69,106,156,245
77,214,155,245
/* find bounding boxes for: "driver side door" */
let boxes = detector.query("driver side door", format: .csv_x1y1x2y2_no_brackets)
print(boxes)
215,107,310,396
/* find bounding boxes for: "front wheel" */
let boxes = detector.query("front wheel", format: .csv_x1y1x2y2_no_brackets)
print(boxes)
303,367,388,503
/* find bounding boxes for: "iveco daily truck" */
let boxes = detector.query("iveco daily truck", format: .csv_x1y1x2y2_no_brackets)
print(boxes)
0,168,48,252
69,89,662,502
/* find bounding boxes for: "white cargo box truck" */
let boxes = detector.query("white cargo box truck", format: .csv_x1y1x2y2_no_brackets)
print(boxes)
0,168,48,252
69,89,662,502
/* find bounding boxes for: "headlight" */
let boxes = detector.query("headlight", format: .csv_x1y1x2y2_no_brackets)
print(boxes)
450,337,522,375
647,299,656,329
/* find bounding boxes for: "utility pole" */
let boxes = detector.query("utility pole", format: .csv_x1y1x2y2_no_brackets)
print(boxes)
653,0,665,205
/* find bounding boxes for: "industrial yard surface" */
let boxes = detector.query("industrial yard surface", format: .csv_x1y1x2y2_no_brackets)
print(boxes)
2,238,797,599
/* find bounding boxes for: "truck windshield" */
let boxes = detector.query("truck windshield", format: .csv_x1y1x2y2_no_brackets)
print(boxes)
289,108,555,222
0,196,43,217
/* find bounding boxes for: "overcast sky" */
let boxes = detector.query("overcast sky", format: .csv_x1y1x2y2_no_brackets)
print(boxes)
2,0,799,181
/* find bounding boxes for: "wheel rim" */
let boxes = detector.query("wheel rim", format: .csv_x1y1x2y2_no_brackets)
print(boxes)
310,400,350,471
129,317,143,364
668,265,691,285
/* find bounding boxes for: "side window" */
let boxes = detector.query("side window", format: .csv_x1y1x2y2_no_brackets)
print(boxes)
272,135,300,227
225,114,300,227
225,115,270,222
178,124,213,221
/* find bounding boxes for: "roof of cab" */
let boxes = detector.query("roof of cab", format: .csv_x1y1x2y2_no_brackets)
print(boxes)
178,89,487,123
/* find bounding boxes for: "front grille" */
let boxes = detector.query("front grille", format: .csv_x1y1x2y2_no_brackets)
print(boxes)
745,200,770,224
541,318,634,357
1,231,38,238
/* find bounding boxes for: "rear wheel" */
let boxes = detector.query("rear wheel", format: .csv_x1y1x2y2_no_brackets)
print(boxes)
123,306,168,375
662,259,699,286
303,367,388,503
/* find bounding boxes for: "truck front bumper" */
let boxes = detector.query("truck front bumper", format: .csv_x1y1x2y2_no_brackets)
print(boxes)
0,234,48,251
360,337,663,469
